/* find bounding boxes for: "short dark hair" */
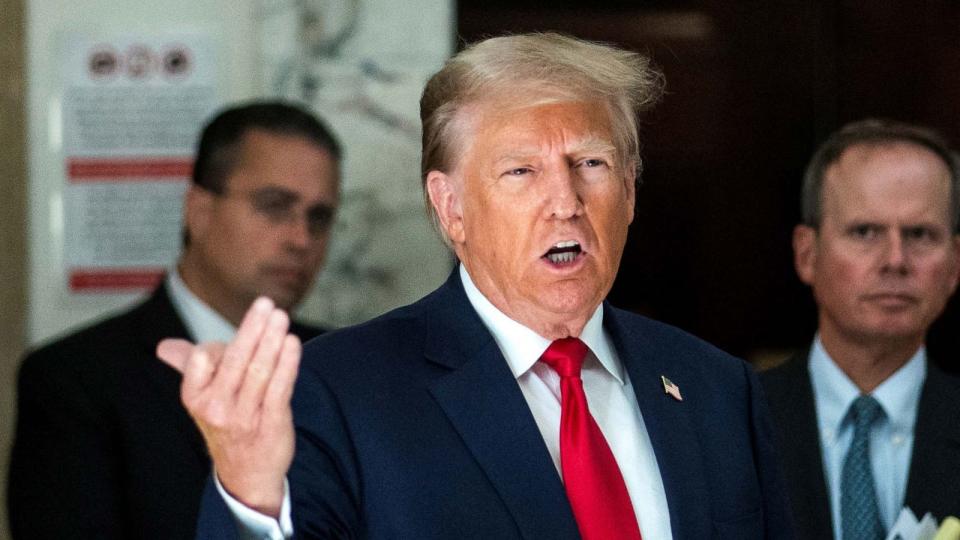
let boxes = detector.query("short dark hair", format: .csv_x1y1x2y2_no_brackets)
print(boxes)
192,101,342,194
801,118,960,231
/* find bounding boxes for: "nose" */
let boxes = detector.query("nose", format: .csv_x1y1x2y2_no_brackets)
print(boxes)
880,231,909,276
282,213,313,251
545,164,582,220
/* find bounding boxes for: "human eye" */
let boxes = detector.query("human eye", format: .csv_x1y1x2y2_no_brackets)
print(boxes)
579,158,608,169
504,167,533,176
306,205,336,235
903,226,941,243
847,223,880,240
250,191,296,221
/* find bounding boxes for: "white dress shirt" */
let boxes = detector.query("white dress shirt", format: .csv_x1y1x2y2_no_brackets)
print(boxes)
460,265,672,539
808,335,925,539
224,265,673,539
165,269,236,343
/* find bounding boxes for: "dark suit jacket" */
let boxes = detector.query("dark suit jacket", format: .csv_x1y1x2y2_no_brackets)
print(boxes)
7,284,322,540
760,351,960,539
198,271,794,539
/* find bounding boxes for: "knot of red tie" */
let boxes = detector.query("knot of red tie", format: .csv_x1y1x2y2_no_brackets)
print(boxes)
539,336,643,540
540,337,589,378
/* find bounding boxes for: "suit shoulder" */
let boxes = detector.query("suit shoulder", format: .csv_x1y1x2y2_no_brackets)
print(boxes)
300,292,435,368
757,354,808,390
608,306,742,366
291,320,326,343
19,297,159,380
28,303,141,354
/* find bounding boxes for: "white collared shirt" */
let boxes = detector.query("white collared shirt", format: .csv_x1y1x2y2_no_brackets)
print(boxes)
165,268,236,343
460,265,673,540
809,335,925,539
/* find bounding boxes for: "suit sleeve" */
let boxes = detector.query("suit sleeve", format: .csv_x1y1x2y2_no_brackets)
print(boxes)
744,363,798,539
7,352,127,539
192,361,362,540
286,368,362,539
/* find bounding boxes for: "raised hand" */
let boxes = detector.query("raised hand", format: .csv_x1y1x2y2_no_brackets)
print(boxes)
157,297,301,517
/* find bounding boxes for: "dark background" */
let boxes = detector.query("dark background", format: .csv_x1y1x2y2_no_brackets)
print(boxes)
458,1,960,370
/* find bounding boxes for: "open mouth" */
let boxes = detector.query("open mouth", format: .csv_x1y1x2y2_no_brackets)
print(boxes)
543,240,583,265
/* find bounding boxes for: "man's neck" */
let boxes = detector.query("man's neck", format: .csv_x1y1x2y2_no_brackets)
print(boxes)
470,282,591,340
176,254,245,326
818,325,923,394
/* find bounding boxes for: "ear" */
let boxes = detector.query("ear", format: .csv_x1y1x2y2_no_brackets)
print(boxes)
184,186,215,244
623,165,637,225
948,234,960,296
426,170,465,245
793,224,818,286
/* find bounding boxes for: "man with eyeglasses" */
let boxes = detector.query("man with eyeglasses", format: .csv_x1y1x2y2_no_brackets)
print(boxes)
8,101,341,540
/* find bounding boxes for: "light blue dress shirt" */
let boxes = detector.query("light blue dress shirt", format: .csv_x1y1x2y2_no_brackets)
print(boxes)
808,335,926,539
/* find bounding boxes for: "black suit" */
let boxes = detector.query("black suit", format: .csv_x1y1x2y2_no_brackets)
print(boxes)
760,351,960,539
6,284,322,540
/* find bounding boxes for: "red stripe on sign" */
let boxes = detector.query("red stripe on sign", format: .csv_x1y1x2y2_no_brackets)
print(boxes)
67,158,194,180
69,269,165,291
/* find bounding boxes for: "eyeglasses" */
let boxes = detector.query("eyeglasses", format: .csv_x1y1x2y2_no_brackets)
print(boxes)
211,186,336,238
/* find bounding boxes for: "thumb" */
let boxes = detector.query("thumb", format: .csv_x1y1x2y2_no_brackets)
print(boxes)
157,338,195,373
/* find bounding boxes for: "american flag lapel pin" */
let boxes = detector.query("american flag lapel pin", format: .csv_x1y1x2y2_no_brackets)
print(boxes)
661,375,683,402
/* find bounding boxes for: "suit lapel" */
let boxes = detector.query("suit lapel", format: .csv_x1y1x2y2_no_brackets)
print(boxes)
135,284,209,463
424,274,580,540
603,306,711,539
761,352,833,539
904,362,960,519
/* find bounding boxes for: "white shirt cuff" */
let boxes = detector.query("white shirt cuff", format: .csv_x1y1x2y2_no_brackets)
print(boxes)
213,471,293,540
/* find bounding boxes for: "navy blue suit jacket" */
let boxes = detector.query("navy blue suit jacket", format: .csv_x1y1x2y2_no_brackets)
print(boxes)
198,272,794,539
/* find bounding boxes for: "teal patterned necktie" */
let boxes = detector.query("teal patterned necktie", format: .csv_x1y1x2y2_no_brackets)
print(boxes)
840,395,885,540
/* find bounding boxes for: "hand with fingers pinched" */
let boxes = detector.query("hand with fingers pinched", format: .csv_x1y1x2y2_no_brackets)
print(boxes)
157,297,301,518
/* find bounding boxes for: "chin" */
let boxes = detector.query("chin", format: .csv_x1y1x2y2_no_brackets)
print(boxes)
860,322,925,342
539,289,599,317
260,288,301,312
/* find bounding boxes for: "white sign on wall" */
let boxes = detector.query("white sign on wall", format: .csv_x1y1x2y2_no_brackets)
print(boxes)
61,35,216,291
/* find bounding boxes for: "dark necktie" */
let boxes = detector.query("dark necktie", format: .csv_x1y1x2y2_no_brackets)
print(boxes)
540,337,642,540
840,395,885,540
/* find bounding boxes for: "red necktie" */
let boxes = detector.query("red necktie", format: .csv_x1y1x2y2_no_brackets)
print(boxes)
541,337,642,540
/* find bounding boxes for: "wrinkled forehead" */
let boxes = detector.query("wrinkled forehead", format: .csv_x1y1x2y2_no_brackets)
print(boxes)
448,96,619,170
823,141,954,222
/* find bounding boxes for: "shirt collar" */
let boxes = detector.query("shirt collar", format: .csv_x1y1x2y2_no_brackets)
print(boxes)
166,267,237,343
809,334,926,434
458,265,624,383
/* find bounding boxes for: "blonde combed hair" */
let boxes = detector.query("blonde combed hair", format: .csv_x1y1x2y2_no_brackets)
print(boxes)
419,32,665,243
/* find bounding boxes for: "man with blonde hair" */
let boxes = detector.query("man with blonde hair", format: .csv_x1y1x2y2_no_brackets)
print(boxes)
161,33,793,539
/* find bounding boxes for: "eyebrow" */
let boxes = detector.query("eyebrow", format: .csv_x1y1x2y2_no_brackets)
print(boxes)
569,135,617,156
251,186,299,201
250,186,336,211
493,135,618,164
